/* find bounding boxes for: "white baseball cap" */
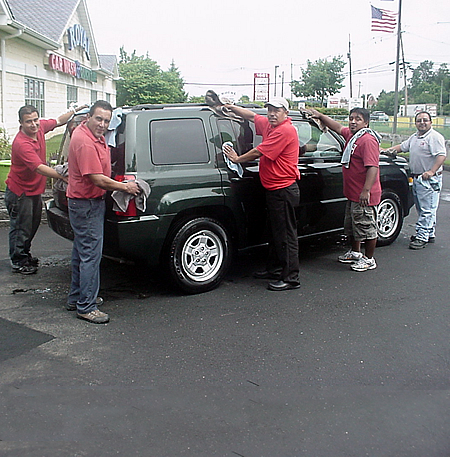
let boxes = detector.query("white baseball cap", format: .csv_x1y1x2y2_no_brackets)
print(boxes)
265,97,289,111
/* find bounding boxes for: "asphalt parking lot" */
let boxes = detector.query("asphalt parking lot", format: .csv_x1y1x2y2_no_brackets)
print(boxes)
0,180,450,456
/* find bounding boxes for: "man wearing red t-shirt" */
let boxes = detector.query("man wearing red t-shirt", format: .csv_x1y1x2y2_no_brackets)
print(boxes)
223,97,301,291
5,104,83,274
67,100,139,324
308,107,381,272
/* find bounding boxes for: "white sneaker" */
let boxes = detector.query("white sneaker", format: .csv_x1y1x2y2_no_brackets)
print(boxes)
338,250,363,264
351,256,377,272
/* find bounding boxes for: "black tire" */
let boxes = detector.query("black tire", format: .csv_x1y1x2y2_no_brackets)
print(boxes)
376,192,403,246
167,217,231,294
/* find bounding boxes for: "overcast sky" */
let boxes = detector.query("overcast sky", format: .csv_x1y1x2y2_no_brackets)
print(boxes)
86,0,450,101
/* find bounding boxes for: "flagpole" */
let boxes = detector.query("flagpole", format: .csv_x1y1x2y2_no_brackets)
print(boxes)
392,0,403,135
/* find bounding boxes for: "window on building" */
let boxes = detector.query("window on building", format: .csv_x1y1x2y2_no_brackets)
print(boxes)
105,93,111,103
25,78,45,116
91,90,98,104
67,86,78,108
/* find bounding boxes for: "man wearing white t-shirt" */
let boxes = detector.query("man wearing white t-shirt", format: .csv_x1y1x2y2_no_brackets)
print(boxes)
385,111,446,249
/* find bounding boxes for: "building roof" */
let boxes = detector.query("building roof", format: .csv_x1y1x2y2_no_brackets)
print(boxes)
6,0,78,42
3,0,116,75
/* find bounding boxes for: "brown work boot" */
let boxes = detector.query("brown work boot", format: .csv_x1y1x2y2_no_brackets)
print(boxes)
77,309,109,324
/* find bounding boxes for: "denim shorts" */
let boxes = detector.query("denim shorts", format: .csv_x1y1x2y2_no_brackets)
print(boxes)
344,201,378,241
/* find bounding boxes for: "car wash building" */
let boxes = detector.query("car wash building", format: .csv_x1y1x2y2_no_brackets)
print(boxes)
0,0,118,138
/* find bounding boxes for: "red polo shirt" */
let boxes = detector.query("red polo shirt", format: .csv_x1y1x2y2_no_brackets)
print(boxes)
67,121,111,199
254,114,300,191
6,119,57,196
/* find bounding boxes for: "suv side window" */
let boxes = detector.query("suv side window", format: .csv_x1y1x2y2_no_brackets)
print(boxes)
293,120,342,158
150,118,209,165
217,119,255,155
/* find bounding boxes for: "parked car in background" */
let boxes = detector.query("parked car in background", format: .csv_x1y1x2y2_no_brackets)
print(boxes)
46,104,413,294
370,111,390,122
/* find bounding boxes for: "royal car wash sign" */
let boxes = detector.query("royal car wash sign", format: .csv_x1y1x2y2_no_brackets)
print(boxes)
48,54,97,82
67,24,90,60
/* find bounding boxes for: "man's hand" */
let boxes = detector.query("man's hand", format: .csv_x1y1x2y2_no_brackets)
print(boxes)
124,181,140,195
359,189,371,207
223,144,239,163
305,108,321,118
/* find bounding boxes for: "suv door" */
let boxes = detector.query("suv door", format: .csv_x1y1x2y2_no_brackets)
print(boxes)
292,118,347,236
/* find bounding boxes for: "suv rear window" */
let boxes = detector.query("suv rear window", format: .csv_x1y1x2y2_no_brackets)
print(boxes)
150,118,209,165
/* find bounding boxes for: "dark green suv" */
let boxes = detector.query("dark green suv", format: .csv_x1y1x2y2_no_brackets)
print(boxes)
46,103,413,293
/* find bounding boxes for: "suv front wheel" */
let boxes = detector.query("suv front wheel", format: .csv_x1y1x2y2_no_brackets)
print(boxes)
167,217,232,294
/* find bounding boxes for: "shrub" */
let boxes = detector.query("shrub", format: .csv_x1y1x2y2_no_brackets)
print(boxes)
0,127,11,160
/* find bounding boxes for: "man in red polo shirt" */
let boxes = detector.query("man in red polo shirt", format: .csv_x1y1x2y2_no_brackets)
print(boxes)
67,100,139,324
223,97,301,291
5,104,84,274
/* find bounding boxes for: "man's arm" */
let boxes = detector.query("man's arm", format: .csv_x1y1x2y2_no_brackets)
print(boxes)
306,108,344,135
55,104,89,127
360,166,379,207
380,144,402,155
423,154,446,180
89,174,140,195
36,164,68,182
222,144,261,164
223,105,256,122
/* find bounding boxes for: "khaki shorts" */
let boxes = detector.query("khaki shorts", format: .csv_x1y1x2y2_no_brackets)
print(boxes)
344,201,378,241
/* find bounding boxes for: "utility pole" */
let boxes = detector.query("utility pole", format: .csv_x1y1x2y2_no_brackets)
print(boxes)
347,35,353,99
400,33,408,116
281,71,285,97
274,65,279,96
393,0,403,134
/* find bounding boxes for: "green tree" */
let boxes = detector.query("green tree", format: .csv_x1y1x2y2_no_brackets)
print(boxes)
291,56,345,107
374,90,402,115
117,48,187,106
407,61,450,109
188,95,206,103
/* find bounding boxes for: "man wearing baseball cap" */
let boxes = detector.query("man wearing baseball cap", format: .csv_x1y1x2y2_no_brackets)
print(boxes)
223,97,301,291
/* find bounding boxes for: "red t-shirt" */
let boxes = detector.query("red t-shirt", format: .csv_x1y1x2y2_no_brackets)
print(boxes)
6,119,57,196
254,114,300,191
341,127,381,205
67,122,111,199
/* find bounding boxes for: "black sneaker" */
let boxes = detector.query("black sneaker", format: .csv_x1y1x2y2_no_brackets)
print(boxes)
267,280,301,291
12,263,37,275
409,238,427,250
410,235,435,244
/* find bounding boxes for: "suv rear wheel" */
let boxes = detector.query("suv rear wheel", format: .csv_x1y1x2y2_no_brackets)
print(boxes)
167,217,231,294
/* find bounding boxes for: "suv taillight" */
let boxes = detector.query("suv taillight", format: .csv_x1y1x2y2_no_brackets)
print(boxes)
114,174,137,217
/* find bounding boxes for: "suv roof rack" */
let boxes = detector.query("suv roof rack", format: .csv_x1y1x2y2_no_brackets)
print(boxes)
129,103,208,111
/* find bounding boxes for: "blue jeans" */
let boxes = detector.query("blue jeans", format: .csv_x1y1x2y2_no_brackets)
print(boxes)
413,175,442,241
4,187,42,267
68,198,105,314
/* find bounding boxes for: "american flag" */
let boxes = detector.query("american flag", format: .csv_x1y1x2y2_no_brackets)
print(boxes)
371,6,397,33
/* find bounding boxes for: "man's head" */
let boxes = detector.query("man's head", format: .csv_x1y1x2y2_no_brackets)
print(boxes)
414,111,432,135
265,97,289,126
348,107,370,134
86,100,113,139
18,105,40,138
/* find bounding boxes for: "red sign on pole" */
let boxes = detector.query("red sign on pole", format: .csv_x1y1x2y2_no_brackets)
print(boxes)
253,73,270,102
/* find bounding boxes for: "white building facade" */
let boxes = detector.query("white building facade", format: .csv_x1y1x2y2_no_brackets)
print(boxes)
0,0,118,138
